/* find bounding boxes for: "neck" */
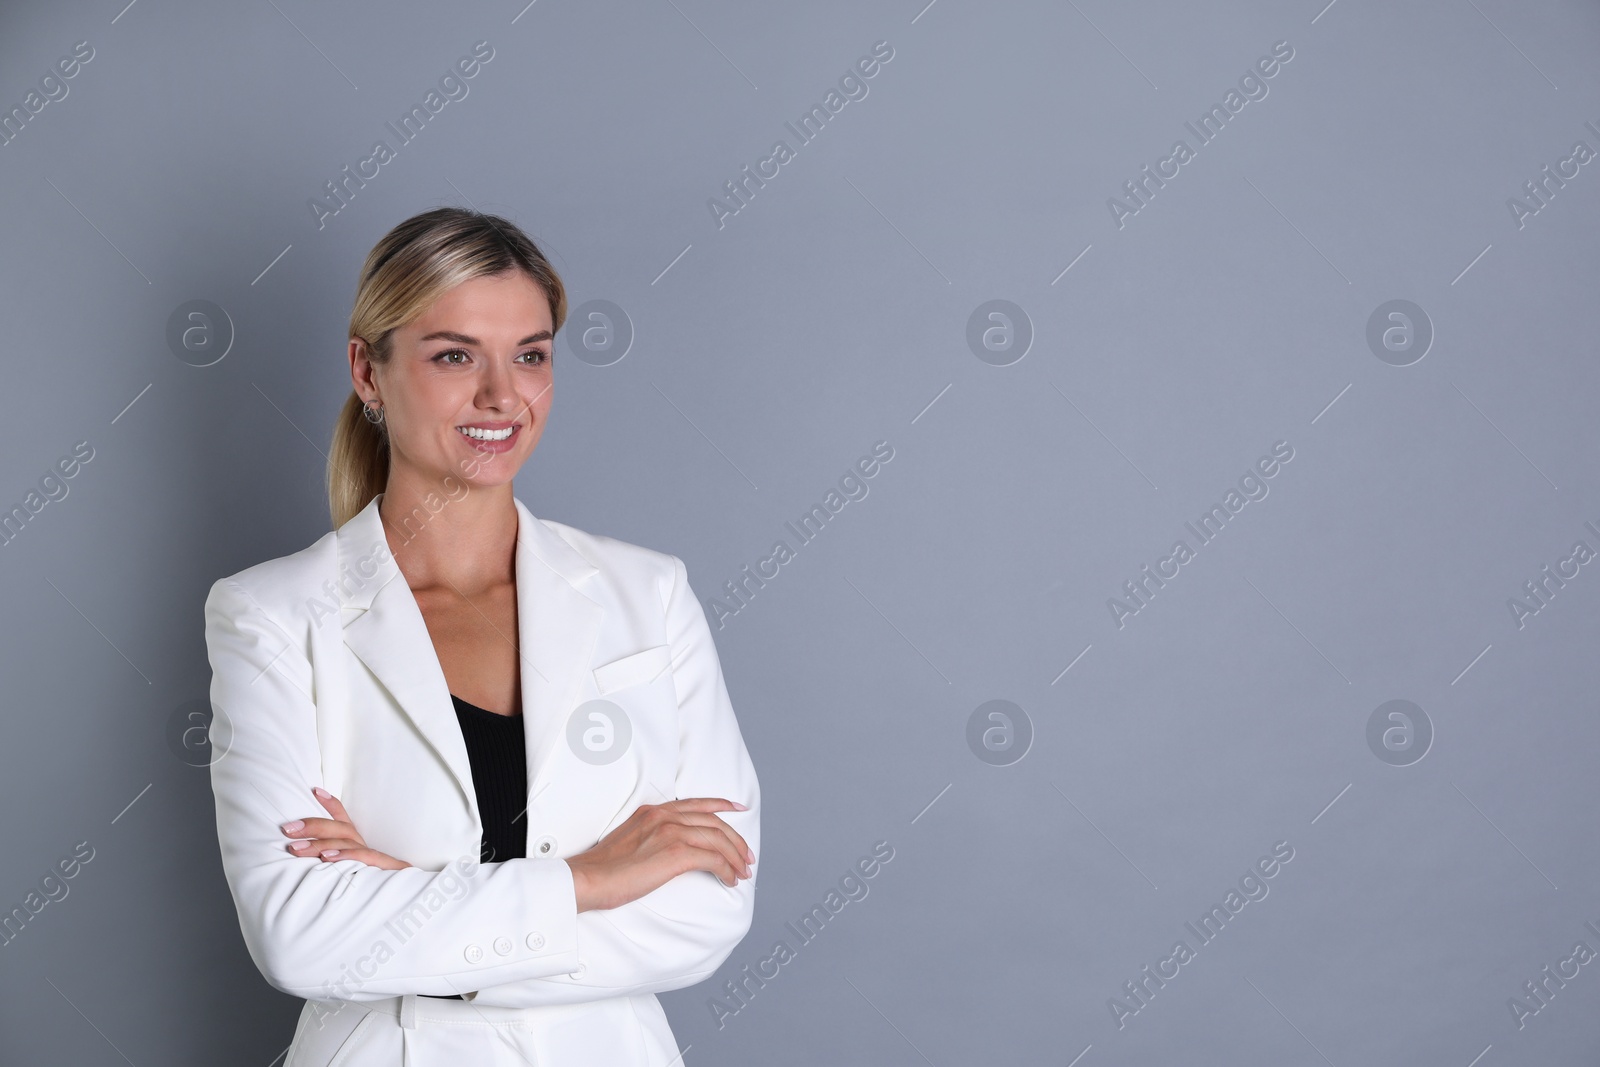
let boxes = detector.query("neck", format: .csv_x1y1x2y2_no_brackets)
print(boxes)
377,472,519,594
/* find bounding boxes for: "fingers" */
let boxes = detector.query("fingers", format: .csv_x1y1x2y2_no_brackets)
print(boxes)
280,829,410,870
679,839,749,887
282,788,368,851
312,786,351,823
671,812,755,871
658,797,749,815
319,847,411,870
286,836,365,857
569,798,756,910
281,817,360,843
652,798,756,860
630,799,755,870
275,789,408,871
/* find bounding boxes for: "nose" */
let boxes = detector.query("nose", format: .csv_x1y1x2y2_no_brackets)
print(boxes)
477,356,516,413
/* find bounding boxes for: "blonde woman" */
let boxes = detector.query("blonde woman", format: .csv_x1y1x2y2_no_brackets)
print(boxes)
203,207,759,1065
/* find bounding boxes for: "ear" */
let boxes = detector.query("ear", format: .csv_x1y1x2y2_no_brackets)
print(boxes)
349,337,380,403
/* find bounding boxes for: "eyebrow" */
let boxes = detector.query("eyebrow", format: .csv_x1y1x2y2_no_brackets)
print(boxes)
418,330,552,345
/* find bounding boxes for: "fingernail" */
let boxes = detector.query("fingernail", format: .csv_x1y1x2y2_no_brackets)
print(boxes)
280,820,304,834
731,802,748,811
313,786,333,799
746,848,755,863
288,841,311,851
320,849,340,858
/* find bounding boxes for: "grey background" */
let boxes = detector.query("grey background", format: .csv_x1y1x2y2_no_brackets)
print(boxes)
0,0,1596,1063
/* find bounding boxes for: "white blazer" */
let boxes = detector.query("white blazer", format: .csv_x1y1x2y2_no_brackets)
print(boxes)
203,493,759,1065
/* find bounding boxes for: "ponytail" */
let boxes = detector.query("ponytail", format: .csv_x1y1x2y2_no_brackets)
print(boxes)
327,390,391,529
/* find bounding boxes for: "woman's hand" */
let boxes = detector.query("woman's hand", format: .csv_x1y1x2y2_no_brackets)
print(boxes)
564,798,754,913
279,786,413,870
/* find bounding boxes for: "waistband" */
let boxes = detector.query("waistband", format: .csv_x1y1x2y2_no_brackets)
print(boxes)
314,991,615,1029
295,993,670,1067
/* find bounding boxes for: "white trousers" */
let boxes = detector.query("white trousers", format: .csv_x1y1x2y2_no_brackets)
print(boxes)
283,990,684,1066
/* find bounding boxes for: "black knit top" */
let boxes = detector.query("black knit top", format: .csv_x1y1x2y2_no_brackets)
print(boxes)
450,693,529,864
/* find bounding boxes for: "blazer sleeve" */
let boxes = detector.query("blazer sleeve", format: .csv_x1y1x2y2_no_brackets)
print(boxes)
464,552,761,1008
204,575,583,1001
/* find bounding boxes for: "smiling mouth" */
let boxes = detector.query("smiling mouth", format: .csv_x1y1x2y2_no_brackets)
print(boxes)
456,425,517,441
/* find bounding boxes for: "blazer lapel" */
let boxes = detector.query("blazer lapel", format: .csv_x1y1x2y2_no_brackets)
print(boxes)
509,496,605,805
334,494,604,832
337,496,475,819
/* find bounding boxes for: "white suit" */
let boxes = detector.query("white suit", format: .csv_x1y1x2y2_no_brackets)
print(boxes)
203,493,760,1065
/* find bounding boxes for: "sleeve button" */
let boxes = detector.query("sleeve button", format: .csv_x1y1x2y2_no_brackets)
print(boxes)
464,944,484,964
526,931,545,950
493,936,513,956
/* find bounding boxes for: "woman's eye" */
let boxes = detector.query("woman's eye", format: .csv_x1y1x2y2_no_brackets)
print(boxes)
434,349,546,365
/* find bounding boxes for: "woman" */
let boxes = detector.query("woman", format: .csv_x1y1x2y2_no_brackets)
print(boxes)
203,207,759,1065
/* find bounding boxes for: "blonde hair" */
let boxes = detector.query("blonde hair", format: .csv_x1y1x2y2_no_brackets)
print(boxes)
327,207,567,528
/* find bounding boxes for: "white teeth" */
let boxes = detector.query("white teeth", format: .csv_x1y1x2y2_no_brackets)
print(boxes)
457,426,514,441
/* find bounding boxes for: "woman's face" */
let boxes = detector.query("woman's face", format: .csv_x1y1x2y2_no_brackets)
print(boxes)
354,270,555,492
